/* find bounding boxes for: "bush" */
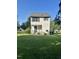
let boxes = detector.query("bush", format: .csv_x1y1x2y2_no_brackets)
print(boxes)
37,32,40,35
44,33,47,35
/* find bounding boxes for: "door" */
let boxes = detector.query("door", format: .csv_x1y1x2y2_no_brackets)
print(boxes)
34,26,37,33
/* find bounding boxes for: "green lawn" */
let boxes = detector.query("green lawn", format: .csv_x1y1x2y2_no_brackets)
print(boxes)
17,35,61,59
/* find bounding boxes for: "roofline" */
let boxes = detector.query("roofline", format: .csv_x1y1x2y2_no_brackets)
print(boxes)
29,16,51,18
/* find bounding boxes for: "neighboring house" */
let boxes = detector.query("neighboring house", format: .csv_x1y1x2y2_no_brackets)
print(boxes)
29,13,50,35
54,29,61,34
18,27,24,31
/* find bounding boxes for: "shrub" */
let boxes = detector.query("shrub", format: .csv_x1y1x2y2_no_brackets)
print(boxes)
44,33,47,35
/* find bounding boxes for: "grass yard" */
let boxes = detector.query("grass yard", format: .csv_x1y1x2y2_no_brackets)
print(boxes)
17,35,61,59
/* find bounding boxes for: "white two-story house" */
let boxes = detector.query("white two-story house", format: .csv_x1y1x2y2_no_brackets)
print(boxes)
29,13,50,35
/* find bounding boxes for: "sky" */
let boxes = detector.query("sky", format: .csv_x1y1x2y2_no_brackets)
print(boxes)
17,0,60,24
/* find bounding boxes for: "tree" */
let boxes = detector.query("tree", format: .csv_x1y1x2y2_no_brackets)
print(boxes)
21,18,30,30
25,18,30,28
54,2,61,25
54,18,61,25
50,20,61,34
50,20,55,34
21,22,26,30
17,21,20,30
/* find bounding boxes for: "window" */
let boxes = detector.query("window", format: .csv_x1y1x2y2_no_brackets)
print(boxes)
44,18,48,21
32,17,40,22
46,30,48,32
38,25,42,30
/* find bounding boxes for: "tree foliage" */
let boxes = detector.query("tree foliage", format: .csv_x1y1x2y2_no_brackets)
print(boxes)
21,23,26,30
50,20,61,34
17,21,20,30
21,18,30,30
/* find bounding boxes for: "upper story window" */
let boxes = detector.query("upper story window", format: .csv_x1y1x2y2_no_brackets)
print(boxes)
32,17,40,22
44,18,48,21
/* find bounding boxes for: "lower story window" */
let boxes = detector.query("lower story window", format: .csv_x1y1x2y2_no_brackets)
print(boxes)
38,25,42,30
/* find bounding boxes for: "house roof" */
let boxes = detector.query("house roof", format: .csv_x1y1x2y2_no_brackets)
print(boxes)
30,13,51,18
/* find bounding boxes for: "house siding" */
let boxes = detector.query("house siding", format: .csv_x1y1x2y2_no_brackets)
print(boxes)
30,17,50,35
